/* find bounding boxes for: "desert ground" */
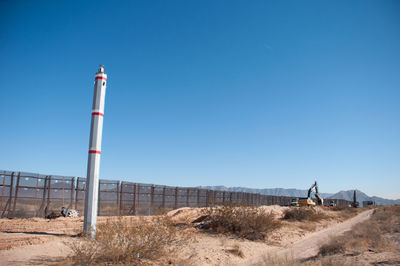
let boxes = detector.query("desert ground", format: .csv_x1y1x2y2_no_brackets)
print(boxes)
0,205,399,265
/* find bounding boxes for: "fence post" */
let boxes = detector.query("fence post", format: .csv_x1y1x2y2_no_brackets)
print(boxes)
11,172,21,217
0,171,5,212
222,191,226,204
186,188,190,207
115,181,120,216
1,172,14,218
196,189,200,207
119,182,124,215
75,178,80,210
36,176,47,217
97,181,101,216
174,187,179,209
45,176,52,216
162,186,166,209
34,174,39,202
150,185,155,214
70,177,75,209
133,183,138,215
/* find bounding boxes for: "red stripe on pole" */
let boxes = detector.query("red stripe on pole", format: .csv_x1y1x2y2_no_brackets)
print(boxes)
89,150,101,154
95,76,107,80
92,112,104,117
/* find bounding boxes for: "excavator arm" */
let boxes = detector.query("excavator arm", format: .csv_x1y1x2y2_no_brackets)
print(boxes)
314,181,323,205
301,181,323,206
307,181,317,198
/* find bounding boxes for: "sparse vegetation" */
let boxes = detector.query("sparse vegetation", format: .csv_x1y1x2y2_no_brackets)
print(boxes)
332,207,361,221
319,205,400,257
201,205,282,240
68,215,186,265
282,207,329,222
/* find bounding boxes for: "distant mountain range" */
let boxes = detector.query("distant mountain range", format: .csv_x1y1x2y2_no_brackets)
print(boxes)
198,186,400,206
327,190,400,206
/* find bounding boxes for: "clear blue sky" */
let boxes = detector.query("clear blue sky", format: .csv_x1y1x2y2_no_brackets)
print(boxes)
1,1,399,199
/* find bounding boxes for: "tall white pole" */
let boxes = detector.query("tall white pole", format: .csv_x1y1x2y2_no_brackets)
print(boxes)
84,65,107,239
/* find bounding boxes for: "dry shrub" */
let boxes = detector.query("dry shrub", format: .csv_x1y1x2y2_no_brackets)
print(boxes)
335,207,361,221
154,207,169,215
330,206,347,211
68,215,183,265
202,205,281,240
226,243,244,258
319,237,345,256
282,208,329,222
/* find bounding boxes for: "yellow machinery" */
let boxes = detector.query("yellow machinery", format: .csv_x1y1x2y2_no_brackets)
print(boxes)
298,198,316,207
298,181,323,207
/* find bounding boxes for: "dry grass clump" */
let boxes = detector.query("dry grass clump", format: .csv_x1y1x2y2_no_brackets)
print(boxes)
226,243,245,258
202,205,282,240
68,215,184,265
282,207,329,222
318,237,345,256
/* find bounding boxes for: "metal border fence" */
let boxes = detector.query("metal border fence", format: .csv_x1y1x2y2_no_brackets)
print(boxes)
0,170,352,218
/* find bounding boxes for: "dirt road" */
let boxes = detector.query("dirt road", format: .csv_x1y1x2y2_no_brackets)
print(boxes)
242,209,374,265
277,209,373,260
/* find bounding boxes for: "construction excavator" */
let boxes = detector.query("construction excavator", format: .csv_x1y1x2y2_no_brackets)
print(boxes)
298,181,324,207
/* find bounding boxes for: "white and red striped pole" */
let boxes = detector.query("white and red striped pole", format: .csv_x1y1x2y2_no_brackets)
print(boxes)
84,65,107,239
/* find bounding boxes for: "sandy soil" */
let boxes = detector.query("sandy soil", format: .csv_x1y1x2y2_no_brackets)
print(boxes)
0,206,373,265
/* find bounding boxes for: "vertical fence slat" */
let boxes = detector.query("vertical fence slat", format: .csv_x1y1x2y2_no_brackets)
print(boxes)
162,186,166,209
11,172,21,217
119,181,123,215
186,188,190,207
150,185,155,214
133,183,138,215
1,172,14,218
0,171,5,212
45,176,52,216
70,177,75,209
196,189,200,207
174,187,178,209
